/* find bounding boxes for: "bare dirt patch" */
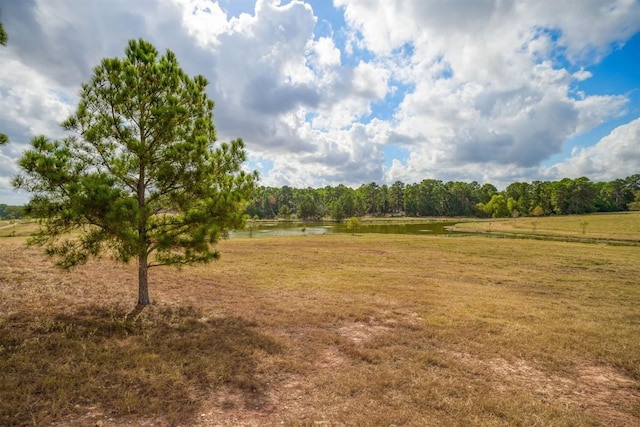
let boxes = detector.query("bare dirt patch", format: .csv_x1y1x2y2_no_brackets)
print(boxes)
570,365,640,426
317,347,348,369
336,321,391,344
193,373,329,426
446,350,640,427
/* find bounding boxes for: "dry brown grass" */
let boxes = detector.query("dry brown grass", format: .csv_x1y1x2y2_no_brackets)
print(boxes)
453,211,640,242
1,231,639,426
0,219,40,237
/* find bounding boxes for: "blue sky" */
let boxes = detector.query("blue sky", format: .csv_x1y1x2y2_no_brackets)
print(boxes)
546,31,640,164
571,32,640,136
1,0,639,204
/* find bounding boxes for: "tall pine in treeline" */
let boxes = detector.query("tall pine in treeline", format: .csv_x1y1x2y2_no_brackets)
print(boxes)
14,39,257,306
0,10,7,46
1,8,8,146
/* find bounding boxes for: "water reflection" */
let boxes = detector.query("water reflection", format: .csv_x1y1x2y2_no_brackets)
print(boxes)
231,221,458,238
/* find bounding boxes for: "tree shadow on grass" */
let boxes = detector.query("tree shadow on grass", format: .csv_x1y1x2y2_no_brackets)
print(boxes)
0,304,281,426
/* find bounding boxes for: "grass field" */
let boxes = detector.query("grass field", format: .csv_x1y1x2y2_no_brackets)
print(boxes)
0,215,639,426
453,211,640,242
0,219,40,238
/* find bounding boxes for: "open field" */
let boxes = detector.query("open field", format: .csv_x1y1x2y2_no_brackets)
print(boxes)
1,231,639,426
453,211,640,243
0,219,40,238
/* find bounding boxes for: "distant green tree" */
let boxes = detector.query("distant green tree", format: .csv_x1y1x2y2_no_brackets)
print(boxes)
379,184,391,215
625,175,640,211
627,174,640,188
403,183,419,216
0,10,7,46
1,10,8,145
329,190,358,222
358,182,381,216
507,197,518,217
412,179,445,216
505,182,531,215
552,177,596,215
594,179,634,211
483,194,510,218
1,205,25,220
529,181,554,216
478,183,498,204
296,190,321,220
278,185,294,211
531,206,545,217
390,181,405,214
278,204,292,219
346,216,360,235
14,39,257,306
444,181,476,216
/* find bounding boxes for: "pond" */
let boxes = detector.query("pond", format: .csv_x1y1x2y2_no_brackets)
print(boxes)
231,220,461,238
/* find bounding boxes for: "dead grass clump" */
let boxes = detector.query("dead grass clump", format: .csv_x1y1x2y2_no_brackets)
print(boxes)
0,304,281,426
337,321,391,344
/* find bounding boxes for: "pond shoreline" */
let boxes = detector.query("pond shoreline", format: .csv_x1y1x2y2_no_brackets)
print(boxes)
235,219,463,238
234,213,640,246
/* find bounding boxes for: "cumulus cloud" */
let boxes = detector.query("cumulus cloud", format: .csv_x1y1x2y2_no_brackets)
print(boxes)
0,0,639,204
312,36,341,68
547,118,640,181
338,0,638,186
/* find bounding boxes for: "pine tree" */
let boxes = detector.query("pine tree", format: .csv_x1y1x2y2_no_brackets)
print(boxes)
14,39,257,306
1,9,8,145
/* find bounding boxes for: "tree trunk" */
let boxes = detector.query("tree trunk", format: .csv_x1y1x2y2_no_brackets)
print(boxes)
137,153,148,306
138,253,150,306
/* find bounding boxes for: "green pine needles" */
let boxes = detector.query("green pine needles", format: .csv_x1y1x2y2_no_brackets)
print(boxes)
1,9,8,144
0,13,7,46
14,39,258,306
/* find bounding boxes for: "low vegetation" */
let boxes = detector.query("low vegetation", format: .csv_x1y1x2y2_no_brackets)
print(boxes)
0,219,39,237
453,211,640,242
1,214,639,426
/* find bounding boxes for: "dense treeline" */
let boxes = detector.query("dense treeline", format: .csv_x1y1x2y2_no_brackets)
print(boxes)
246,175,640,221
4,175,639,222
0,204,25,220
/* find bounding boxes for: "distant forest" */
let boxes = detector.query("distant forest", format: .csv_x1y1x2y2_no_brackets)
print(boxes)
246,175,640,221
0,204,25,220
4,175,639,222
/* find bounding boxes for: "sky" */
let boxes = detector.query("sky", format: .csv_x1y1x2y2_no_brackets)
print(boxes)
0,0,639,205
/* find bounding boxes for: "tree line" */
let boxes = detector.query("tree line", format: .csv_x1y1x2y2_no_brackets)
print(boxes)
246,175,640,221
0,204,25,220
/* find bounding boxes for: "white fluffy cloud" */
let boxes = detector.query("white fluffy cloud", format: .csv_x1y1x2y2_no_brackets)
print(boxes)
0,0,639,204
547,118,640,181
335,0,639,187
